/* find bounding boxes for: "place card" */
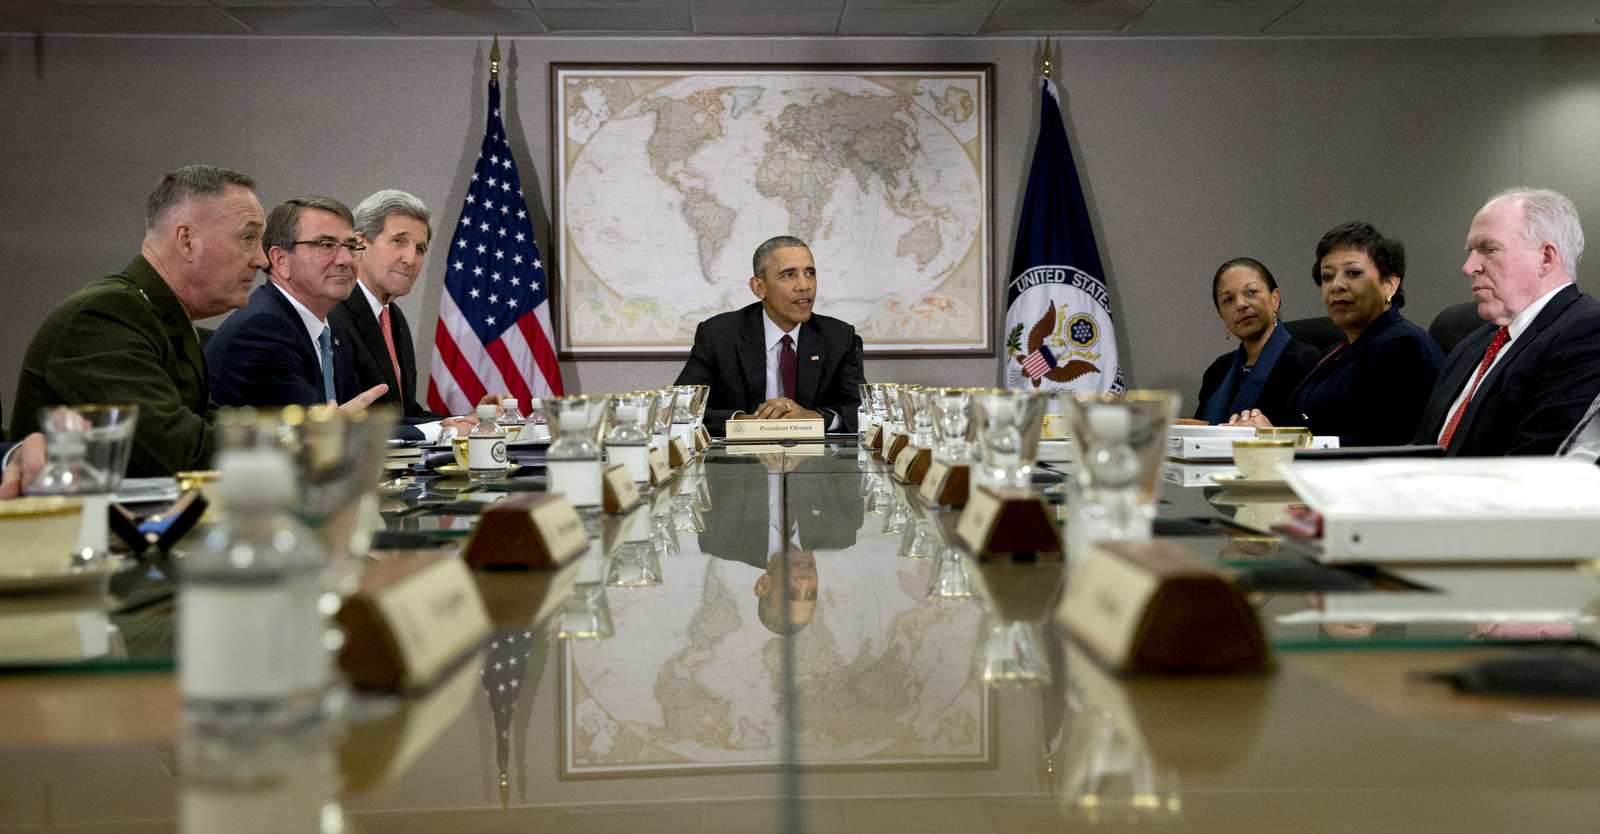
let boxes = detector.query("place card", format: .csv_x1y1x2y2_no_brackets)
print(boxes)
647,446,672,484
694,424,711,451
336,554,493,691
891,444,932,484
919,461,970,507
724,417,824,442
885,433,910,464
668,436,690,467
602,464,640,513
461,493,589,570
955,485,1062,558
865,423,883,450
1057,539,1269,675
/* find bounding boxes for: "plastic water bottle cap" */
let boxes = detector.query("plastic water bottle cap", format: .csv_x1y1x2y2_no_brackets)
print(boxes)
214,448,296,509
504,398,518,410
477,404,497,420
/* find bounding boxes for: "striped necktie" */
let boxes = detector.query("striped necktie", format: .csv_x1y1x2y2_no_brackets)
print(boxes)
379,306,403,400
318,324,336,403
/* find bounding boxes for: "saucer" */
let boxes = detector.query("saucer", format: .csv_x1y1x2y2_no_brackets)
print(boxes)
1210,472,1292,491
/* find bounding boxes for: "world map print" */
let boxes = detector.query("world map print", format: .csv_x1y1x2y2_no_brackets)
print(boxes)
555,68,991,354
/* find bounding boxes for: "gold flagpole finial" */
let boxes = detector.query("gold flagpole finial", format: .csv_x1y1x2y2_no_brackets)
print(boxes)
1042,38,1052,78
490,35,501,82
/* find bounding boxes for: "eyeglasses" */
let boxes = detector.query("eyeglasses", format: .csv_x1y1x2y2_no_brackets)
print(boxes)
292,239,365,257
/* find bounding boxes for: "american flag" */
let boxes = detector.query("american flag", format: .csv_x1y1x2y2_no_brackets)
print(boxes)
1021,343,1058,379
428,75,563,414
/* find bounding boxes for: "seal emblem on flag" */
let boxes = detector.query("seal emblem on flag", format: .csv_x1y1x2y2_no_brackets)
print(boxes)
1005,271,1113,390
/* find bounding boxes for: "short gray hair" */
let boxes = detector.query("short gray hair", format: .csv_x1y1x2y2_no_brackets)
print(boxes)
752,235,809,278
145,165,256,231
353,189,431,244
1492,187,1584,277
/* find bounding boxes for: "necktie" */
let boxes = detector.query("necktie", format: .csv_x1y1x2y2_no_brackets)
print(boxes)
318,324,336,404
780,334,797,402
1558,391,1600,456
1439,326,1510,449
379,306,402,400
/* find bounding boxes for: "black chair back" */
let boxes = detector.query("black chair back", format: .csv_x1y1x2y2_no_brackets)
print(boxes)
1428,301,1486,357
1281,316,1345,352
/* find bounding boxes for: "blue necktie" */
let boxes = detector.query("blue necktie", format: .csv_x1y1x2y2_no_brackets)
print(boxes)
318,324,335,403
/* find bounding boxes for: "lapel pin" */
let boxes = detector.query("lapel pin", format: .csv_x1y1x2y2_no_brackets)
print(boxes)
810,355,819,361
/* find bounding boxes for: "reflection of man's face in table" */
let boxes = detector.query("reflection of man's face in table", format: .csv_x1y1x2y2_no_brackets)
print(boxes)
756,548,818,634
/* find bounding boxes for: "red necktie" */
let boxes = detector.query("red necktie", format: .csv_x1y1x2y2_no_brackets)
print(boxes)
1438,326,1509,449
379,306,403,400
780,334,797,401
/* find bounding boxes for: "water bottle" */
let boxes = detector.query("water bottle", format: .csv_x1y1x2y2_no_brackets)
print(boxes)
498,398,526,442
469,403,508,483
179,448,333,731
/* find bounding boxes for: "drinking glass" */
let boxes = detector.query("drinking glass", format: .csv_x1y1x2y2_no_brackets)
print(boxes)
1060,390,1179,543
928,388,978,463
973,390,1050,490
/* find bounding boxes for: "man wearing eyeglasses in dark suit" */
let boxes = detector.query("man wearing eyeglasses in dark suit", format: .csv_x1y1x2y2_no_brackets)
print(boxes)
207,195,389,409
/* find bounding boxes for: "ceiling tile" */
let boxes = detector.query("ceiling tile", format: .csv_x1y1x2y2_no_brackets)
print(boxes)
71,6,252,32
225,6,401,32
693,8,838,33
1124,6,1292,34
537,7,691,28
1265,4,1429,34
385,7,547,31
982,6,1141,32
56,0,209,6
0,0,109,32
219,0,372,8
847,0,999,8
533,0,687,9
691,0,840,7
839,6,991,33
373,0,534,7
1403,0,1600,36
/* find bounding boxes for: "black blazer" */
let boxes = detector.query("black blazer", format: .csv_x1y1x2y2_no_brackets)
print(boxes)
1193,333,1321,427
673,302,865,436
1283,307,1444,447
696,455,865,566
1413,284,1600,456
329,293,443,421
206,283,361,407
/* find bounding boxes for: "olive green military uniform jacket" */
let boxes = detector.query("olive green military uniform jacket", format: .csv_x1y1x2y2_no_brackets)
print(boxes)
12,256,216,478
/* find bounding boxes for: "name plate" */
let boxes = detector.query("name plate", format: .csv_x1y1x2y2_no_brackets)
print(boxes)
668,436,690,467
336,555,493,691
462,493,589,570
918,460,970,506
694,424,711,451
1057,539,1270,675
647,446,672,484
602,464,640,513
725,417,825,442
865,423,884,450
891,445,932,484
955,485,1062,558
886,433,910,464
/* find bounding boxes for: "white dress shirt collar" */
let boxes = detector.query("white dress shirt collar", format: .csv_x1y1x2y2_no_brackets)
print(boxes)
269,280,330,351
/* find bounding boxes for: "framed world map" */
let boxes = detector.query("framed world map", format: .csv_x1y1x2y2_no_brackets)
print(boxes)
552,64,994,357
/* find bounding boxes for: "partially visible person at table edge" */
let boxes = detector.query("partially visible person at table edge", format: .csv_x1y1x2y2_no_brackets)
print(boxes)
1192,257,1320,427
1231,221,1444,445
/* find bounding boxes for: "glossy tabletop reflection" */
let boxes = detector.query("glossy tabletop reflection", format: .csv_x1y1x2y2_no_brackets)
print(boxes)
4,440,1600,833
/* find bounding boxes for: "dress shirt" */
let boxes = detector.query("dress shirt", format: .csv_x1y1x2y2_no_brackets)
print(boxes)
355,281,443,441
1435,284,1565,444
760,315,839,430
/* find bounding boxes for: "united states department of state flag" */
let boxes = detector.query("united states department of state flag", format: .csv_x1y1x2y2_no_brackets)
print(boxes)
428,75,563,414
1002,75,1124,395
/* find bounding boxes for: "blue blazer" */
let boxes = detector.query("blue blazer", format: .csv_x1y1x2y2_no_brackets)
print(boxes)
206,283,361,408
1284,307,1443,447
1413,284,1600,456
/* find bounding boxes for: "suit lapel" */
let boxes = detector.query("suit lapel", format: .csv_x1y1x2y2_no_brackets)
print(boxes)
391,303,418,407
795,323,822,406
263,284,324,391
738,305,767,408
345,296,400,392
1456,285,1579,433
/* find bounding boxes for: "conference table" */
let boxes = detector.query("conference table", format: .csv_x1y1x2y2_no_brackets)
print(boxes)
3,439,1600,832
